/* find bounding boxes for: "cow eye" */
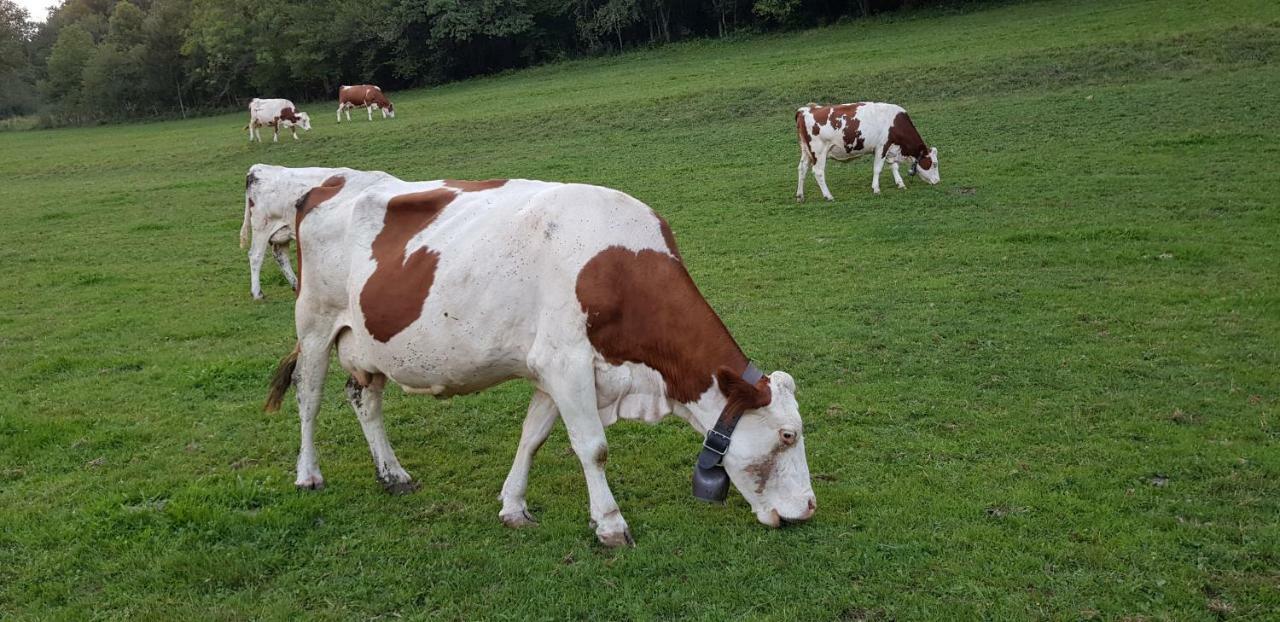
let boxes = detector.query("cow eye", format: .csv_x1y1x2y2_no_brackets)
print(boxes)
779,430,798,445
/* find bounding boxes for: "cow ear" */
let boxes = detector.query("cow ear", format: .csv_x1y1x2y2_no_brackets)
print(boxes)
715,366,772,409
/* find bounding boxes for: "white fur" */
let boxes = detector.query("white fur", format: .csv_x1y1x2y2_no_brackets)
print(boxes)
240,164,353,299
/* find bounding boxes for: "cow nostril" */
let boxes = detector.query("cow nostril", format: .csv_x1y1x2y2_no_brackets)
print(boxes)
807,498,817,512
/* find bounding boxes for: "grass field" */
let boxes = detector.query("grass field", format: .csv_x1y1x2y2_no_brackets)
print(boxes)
2,0,1279,618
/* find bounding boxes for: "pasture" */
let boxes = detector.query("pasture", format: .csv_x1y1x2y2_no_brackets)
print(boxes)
1,0,1278,618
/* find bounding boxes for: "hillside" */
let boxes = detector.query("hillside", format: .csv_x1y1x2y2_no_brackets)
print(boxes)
1,0,1277,618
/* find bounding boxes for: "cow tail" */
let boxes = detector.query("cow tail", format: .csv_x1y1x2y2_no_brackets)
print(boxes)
264,343,300,412
240,194,252,248
795,108,815,165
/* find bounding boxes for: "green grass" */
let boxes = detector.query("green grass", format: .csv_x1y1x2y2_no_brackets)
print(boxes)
2,0,1278,618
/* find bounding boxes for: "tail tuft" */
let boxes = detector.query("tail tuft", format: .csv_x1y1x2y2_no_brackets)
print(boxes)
264,343,300,412
240,196,252,248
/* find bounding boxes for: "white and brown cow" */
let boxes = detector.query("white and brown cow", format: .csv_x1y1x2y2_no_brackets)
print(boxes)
261,167,816,546
247,98,312,142
795,102,940,201
240,164,355,299
337,85,395,122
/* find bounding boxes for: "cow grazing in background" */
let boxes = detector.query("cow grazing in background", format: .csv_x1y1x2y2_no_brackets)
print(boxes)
795,102,940,201
337,85,395,122
247,98,312,142
240,164,355,299
260,167,816,546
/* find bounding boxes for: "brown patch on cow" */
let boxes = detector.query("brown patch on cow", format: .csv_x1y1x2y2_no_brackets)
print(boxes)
296,175,346,225
359,189,457,342
246,170,259,190
744,441,787,495
293,175,346,293
796,110,816,166
442,179,508,192
917,155,934,171
811,106,832,125
576,247,749,403
712,365,773,431
825,104,864,153
887,111,929,160
594,445,608,466
276,107,300,124
657,216,682,262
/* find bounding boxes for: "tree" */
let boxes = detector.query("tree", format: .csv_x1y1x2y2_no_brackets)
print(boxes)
0,0,36,117
41,23,95,118
107,0,146,48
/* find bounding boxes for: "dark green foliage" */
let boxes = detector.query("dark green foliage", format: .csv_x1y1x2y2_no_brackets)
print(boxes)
0,0,35,117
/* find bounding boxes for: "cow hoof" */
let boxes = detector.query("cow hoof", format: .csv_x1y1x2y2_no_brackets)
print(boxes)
824,197,835,202
379,476,419,495
897,184,906,190
597,528,635,548
252,293,264,301
795,195,804,203
500,509,539,528
295,478,325,491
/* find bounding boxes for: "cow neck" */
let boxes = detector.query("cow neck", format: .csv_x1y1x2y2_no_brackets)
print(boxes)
576,246,751,405
675,360,761,435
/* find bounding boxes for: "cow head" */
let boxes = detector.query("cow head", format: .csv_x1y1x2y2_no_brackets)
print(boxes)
697,367,816,527
385,103,395,118
910,147,940,184
295,112,312,131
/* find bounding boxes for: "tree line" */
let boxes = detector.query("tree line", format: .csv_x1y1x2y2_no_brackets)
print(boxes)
1,0,956,126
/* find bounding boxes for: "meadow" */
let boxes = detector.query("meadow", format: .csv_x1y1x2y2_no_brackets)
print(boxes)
1,0,1278,618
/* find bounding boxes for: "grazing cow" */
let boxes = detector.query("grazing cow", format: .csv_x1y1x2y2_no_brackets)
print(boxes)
240,164,354,299
337,85,395,122
247,98,312,142
261,167,816,546
795,102,940,201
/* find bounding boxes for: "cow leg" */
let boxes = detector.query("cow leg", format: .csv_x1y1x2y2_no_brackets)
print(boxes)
796,154,810,203
291,126,299,140
248,123,255,142
538,357,632,547
813,149,835,202
336,104,343,123
248,236,270,300
345,108,351,122
271,242,298,292
498,390,559,528
891,160,906,189
273,125,279,143
345,375,417,494
872,151,885,194
294,337,331,490
367,106,373,121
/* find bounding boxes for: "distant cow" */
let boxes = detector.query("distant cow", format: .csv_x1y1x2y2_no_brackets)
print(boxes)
795,102,940,201
247,98,312,142
240,164,347,299
337,85,395,122
260,167,816,546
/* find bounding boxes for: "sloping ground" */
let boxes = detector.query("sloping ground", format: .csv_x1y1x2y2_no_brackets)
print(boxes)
1,0,1277,619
